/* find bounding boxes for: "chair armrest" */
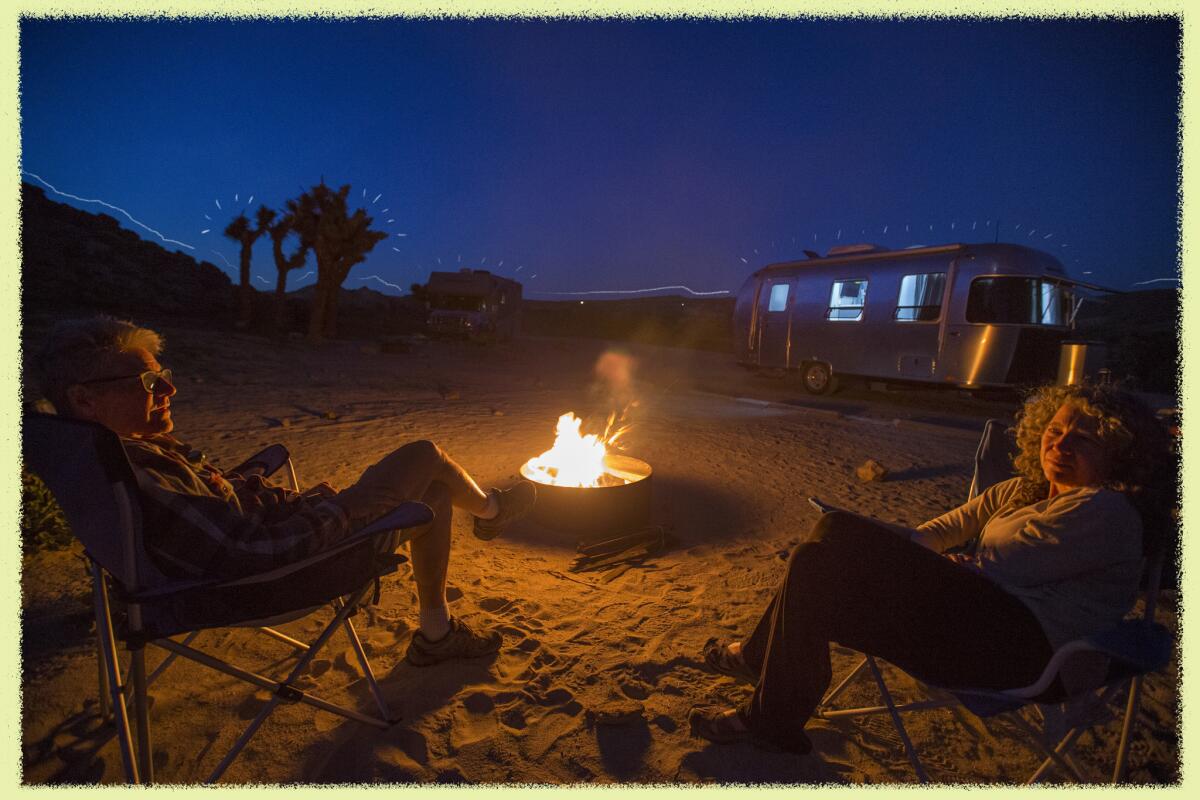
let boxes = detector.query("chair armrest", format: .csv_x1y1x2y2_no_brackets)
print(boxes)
124,502,436,599
228,443,291,478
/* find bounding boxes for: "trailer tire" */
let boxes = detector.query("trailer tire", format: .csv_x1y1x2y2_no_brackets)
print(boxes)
801,362,835,395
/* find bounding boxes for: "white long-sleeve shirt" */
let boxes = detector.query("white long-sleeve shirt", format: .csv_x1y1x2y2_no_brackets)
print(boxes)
912,477,1143,649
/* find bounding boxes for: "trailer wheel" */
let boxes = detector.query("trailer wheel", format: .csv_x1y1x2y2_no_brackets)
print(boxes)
801,362,835,395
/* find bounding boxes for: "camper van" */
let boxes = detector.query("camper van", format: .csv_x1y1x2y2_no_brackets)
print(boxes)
733,242,1094,393
426,269,522,342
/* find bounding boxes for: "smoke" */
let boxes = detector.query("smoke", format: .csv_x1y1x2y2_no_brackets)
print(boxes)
588,349,640,449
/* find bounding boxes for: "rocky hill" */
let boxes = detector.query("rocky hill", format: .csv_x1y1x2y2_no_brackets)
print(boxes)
20,182,236,321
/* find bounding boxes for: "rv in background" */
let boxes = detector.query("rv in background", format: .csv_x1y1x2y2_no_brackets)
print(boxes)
425,269,522,342
733,242,1103,393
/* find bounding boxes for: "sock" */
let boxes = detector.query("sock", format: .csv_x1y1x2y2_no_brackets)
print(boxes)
475,491,500,520
419,605,451,641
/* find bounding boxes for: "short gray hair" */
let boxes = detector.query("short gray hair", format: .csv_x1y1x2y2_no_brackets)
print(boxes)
37,316,164,414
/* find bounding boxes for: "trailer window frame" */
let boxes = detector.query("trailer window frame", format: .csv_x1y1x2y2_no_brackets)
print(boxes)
893,271,946,323
767,282,791,312
826,278,868,322
965,275,1074,327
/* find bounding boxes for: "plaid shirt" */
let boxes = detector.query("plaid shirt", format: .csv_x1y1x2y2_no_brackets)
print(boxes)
123,434,351,579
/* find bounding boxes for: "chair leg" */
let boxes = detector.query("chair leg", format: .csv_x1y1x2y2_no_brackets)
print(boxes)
1112,676,1143,783
93,572,140,784
130,646,153,784
335,598,396,723
204,585,386,783
819,655,871,711
1010,710,1089,783
96,635,112,724
864,655,929,783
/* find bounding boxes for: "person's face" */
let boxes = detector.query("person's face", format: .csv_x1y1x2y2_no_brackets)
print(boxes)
65,348,177,438
1039,402,1114,495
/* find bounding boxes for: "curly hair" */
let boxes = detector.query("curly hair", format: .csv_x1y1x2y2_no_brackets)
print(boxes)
1008,384,1174,529
36,316,165,415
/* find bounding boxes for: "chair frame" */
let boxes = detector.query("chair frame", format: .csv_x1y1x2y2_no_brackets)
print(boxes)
23,413,432,784
813,418,1174,784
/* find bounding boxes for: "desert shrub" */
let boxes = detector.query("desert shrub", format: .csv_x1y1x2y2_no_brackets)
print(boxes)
21,469,73,554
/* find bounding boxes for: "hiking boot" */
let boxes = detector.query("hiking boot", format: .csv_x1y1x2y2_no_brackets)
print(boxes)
404,617,503,666
473,481,537,541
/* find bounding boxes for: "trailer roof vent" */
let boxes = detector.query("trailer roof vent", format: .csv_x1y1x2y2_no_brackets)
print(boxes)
827,243,889,256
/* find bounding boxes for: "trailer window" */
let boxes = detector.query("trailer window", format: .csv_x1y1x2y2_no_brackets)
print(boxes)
894,272,945,322
767,283,790,312
826,279,867,321
966,277,1072,326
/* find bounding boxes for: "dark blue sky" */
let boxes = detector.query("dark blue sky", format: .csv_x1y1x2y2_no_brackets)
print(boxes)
19,16,1181,296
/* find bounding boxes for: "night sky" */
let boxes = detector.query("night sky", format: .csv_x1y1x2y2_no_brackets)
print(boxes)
19,16,1181,297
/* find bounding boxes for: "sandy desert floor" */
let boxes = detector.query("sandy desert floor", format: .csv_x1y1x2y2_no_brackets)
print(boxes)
18,323,1180,784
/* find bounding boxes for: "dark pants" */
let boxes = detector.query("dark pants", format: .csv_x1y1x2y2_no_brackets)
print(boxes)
739,511,1057,749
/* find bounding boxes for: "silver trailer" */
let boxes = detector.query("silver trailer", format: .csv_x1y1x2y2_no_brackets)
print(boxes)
733,242,1093,393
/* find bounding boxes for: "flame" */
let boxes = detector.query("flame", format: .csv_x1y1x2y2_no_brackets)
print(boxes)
525,411,629,488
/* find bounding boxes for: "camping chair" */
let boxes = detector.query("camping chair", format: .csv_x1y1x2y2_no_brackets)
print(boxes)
814,418,1175,783
21,412,434,784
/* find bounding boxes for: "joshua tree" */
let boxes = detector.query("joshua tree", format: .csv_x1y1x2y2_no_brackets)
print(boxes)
223,207,271,328
256,207,310,336
286,182,387,343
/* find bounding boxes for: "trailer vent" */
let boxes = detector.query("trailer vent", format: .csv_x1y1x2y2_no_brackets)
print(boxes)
827,243,889,256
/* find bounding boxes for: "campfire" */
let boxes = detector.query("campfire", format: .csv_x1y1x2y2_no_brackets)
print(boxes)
520,410,652,537
522,412,632,488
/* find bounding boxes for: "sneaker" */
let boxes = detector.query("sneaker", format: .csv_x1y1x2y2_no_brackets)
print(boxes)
472,481,537,541
404,617,503,666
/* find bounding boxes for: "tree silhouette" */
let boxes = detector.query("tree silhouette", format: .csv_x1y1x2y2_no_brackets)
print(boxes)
256,207,310,336
286,182,387,342
223,207,271,328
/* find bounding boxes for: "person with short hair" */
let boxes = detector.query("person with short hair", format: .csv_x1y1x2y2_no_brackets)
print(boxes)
690,383,1171,755
37,315,536,667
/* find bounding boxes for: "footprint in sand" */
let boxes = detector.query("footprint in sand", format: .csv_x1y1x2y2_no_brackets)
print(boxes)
446,585,464,602
478,596,513,612
461,691,495,714
499,707,527,730
515,636,541,653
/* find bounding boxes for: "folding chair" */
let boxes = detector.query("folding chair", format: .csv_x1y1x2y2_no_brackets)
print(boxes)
814,418,1175,783
21,412,434,784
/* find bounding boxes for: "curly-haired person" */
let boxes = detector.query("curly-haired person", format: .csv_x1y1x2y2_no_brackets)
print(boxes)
689,384,1172,755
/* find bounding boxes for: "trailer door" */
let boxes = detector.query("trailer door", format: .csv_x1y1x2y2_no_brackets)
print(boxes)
754,278,794,367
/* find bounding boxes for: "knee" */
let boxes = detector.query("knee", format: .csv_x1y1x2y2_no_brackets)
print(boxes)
402,439,445,465
808,510,855,543
422,480,452,514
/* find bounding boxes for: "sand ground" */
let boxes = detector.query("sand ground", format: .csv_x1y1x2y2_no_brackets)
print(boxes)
18,325,1180,784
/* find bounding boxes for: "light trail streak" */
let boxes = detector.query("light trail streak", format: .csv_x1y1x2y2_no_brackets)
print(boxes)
373,193,382,203
1043,233,1053,239
247,195,253,206
210,250,235,270
1132,277,1181,285
396,233,407,237
534,285,731,297
1028,229,1037,236
200,229,210,234
254,276,269,285
740,257,748,264
387,218,395,223
392,247,401,252
883,225,888,234
235,194,239,202
204,213,211,221
360,274,404,292
297,271,314,281
516,266,523,272
24,171,196,250
215,199,222,210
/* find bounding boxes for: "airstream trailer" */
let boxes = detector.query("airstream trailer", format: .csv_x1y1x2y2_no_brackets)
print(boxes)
733,242,1092,393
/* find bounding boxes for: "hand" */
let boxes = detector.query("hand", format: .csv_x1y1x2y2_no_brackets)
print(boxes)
943,552,984,573
304,481,339,499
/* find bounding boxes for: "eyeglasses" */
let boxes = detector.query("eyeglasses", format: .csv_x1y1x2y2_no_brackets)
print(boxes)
78,368,174,393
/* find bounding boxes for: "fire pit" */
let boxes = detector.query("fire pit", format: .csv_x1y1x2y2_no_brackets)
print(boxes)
521,452,652,537
520,412,652,538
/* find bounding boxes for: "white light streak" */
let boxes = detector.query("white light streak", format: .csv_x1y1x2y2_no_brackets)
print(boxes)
247,195,253,206
972,221,977,230
1028,229,1037,237
1043,233,1053,239
740,257,748,264
1014,223,1021,230
381,208,389,213
530,274,537,279
1082,271,1093,275
254,275,269,285
215,199,222,210
498,261,504,267
204,213,211,221
1061,244,1069,248
883,225,888,234
235,193,239,202
1132,277,1181,285
396,233,407,238
23,171,196,250
951,222,956,230
360,274,404,293
297,271,314,281
373,194,382,203
392,247,401,252
516,266,523,272
210,250,235,270
387,219,395,223
836,229,841,240
200,229,210,234
535,285,731,297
